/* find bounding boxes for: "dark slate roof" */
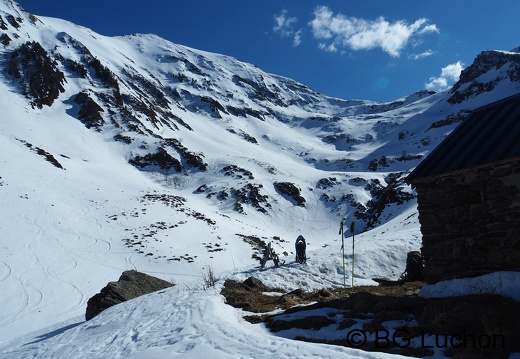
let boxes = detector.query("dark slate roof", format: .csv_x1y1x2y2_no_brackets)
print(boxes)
407,93,520,182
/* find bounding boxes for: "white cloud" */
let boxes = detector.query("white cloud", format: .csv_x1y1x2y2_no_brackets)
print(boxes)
273,9,297,35
409,50,435,60
425,61,465,91
293,29,302,47
318,42,337,52
273,9,302,47
309,6,438,57
419,24,439,35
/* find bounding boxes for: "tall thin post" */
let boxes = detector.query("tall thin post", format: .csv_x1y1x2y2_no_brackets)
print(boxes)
339,220,345,289
350,221,356,291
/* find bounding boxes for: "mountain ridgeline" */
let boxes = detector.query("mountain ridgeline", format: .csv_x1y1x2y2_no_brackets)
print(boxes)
2,0,520,234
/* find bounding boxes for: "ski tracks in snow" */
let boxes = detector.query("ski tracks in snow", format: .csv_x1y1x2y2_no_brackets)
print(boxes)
0,206,46,329
0,182,139,343
0,261,11,284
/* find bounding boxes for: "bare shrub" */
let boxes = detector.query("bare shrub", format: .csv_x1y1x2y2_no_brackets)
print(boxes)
202,265,217,290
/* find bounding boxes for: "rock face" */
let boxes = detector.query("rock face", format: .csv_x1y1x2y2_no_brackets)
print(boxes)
220,277,334,314
273,182,306,207
448,50,520,104
7,41,66,108
85,270,174,320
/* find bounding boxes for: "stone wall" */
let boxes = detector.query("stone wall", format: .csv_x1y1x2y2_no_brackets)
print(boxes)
412,158,520,282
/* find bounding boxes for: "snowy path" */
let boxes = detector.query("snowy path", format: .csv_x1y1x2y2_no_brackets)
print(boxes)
0,285,408,359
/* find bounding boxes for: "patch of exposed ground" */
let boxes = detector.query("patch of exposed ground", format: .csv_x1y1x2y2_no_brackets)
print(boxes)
221,277,520,358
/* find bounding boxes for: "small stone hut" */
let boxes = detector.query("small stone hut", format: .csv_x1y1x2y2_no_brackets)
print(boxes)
406,93,520,283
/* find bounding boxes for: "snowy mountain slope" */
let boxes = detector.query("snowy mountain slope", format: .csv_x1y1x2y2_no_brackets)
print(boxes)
1,0,520,356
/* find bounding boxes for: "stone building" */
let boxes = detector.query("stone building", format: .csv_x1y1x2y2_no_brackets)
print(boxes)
406,94,520,283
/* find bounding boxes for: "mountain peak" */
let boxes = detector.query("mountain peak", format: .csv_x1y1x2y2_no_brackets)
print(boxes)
0,0,37,24
449,49,520,104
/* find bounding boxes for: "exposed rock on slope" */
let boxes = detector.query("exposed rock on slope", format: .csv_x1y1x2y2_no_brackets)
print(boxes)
222,277,520,359
274,182,306,207
85,270,174,320
449,49,520,104
7,41,65,108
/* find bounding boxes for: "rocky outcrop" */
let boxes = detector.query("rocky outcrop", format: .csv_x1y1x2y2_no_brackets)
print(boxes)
223,278,520,358
274,182,306,207
7,41,65,108
75,92,104,129
220,277,334,314
85,270,174,320
355,174,415,230
449,50,520,104
129,147,183,173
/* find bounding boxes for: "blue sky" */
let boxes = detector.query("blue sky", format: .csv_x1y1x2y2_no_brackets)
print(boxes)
17,0,520,102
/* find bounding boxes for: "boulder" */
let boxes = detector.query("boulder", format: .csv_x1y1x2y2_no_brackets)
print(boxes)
85,270,174,320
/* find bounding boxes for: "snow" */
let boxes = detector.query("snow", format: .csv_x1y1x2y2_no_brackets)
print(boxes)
0,139,421,357
1,1,520,358
0,80,417,357
419,271,520,302
0,22,421,357
0,286,410,359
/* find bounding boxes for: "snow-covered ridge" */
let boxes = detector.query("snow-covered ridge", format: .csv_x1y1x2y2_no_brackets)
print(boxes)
449,49,520,104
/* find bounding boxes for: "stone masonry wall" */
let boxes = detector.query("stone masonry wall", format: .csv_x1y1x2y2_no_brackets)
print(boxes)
413,159,520,282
